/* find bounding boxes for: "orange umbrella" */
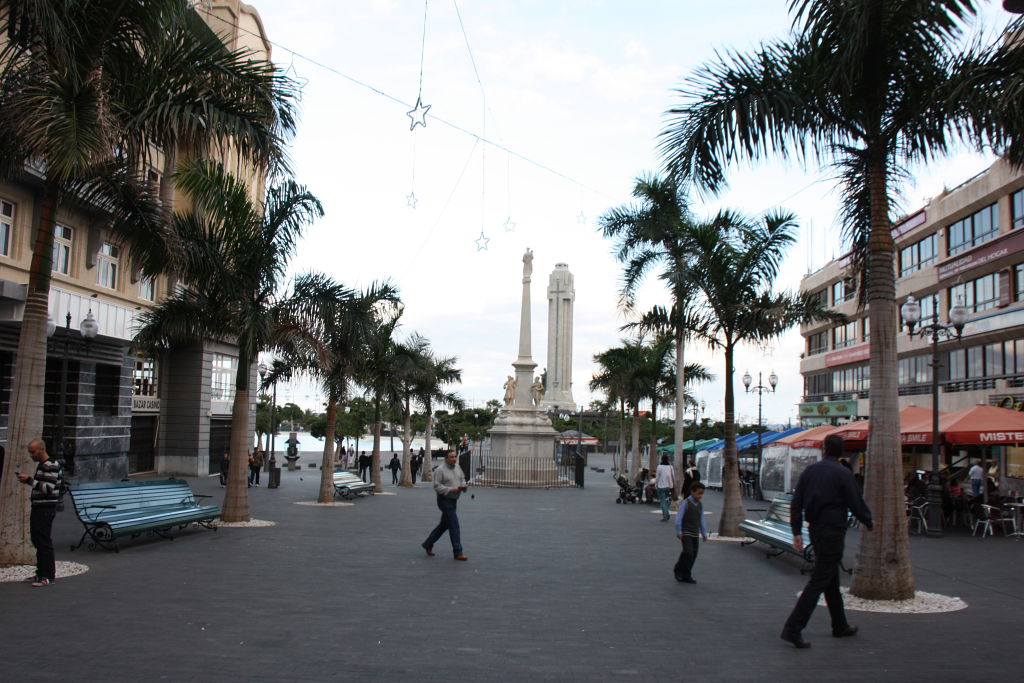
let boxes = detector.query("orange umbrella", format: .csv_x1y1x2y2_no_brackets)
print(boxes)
901,404,1024,446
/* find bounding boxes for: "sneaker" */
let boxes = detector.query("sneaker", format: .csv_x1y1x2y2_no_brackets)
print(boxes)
31,577,53,587
25,575,40,583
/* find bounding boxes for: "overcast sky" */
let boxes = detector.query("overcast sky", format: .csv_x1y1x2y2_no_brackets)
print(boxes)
244,0,1012,425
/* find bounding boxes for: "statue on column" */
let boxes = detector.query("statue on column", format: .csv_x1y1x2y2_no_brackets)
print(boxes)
531,376,544,406
503,375,517,406
522,248,533,280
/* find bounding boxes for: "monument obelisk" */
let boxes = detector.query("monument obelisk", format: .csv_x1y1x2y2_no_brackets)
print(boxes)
542,263,575,411
483,249,560,484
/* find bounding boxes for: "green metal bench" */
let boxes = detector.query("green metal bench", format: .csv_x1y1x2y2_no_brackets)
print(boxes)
332,471,376,499
739,495,816,572
68,479,220,552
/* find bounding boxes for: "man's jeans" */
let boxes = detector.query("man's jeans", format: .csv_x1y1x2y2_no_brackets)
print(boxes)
30,505,56,581
424,496,462,555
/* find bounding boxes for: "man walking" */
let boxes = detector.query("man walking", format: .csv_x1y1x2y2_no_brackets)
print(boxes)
673,482,708,583
655,454,675,521
15,439,64,587
421,451,468,561
781,434,873,648
358,451,371,483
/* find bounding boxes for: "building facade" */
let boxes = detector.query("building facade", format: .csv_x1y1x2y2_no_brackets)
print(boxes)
798,157,1024,480
0,1,270,482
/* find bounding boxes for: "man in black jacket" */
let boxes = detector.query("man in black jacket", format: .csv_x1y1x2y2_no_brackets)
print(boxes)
16,439,64,587
781,434,873,648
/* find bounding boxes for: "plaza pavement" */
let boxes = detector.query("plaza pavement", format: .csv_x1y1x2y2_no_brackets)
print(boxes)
2,452,1021,682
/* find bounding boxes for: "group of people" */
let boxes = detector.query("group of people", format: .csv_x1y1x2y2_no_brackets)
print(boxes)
217,447,267,487
386,450,426,485
634,459,701,509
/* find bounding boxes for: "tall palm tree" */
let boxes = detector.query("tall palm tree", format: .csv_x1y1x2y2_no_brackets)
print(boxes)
288,279,399,503
658,0,1020,599
134,160,324,522
683,211,839,538
356,310,404,493
0,0,296,563
591,340,649,476
415,350,464,485
600,174,706,496
392,334,431,488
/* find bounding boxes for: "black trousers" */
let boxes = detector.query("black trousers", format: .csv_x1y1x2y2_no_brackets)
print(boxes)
249,465,261,485
30,505,56,581
784,524,848,635
423,497,462,555
673,535,700,579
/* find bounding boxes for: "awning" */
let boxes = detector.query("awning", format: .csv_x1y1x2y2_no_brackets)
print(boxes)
901,404,1024,446
789,406,938,449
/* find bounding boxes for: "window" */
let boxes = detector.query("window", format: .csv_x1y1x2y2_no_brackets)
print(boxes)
804,372,832,397
52,224,72,274
832,321,859,349
1014,189,1024,230
133,356,157,397
807,330,829,356
139,275,156,302
96,242,119,289
862,317,870,342
831,365,869,393
832,278,856,305
94,363,121,416
1016,264,1024,301
808,288,828,308
899,233,938,276
211,353,236,402
947,203,999,256
918,293,938,324
950,273,999,314
0,199,12,257
899,355,932,386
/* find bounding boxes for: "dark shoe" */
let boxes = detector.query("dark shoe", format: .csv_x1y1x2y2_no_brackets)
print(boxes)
674,572,685,582
421,544,435,557
780,630,811,649
680,577,696,584
454,554,468,561
832,625,858,638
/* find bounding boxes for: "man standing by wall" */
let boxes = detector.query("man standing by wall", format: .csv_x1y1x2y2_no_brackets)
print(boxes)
781,434,873,648
15,439,64,587
421,451,468,561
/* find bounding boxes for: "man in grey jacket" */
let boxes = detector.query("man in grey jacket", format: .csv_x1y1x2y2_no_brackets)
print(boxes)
422,451,469,561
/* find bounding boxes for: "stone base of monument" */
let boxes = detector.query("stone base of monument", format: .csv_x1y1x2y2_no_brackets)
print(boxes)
475,409,573,488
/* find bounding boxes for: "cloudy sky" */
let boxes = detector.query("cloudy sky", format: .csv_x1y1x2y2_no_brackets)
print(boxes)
242,0,1012,425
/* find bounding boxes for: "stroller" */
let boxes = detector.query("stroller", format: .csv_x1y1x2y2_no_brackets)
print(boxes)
614,474,641,504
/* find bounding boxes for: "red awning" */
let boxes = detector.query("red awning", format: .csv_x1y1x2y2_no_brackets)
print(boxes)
901,404,1024,446
789,406,937,449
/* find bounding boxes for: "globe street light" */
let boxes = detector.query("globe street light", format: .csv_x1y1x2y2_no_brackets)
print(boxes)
743,369,777,499
901,293,968,537
46,309,99,475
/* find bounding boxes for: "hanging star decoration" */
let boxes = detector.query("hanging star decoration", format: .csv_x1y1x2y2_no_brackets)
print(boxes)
475,231,490,251
502,217,516,232
407,96,431,131
406,192,418,209
577,211,587,224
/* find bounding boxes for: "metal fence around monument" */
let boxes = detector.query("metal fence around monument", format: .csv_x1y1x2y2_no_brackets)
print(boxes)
469,441,582,488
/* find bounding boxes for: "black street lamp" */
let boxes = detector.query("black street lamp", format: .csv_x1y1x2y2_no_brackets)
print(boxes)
901,293,968,538
257,362,279,488
742,369,777,499
46,309,99,475
1004,1,1024,14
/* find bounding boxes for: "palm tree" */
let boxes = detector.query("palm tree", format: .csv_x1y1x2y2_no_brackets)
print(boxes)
658,0,1019,599
600,174,707,497
288,279,400,503
392,334,431,488
356,310,404,493
134,160,323,522
683,211,839,538
0,0,296,563
412,349,464,485
590,340,650,476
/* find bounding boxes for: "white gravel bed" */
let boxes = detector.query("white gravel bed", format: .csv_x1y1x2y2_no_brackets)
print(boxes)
815,587,967,614
0,560,90,583
215,519,277,527
293,501,354,507
708,534,750,542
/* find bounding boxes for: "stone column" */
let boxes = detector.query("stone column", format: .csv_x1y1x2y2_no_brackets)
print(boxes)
542,263,575,410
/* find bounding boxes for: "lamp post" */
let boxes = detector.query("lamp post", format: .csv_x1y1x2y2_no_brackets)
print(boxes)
743,369,777,499
46,309,99,475
901,293,968,537
257,362,279,488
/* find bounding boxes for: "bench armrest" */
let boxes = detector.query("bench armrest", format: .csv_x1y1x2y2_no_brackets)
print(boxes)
193,494,213,499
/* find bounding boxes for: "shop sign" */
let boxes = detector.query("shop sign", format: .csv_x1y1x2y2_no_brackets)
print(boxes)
937,229,1024,280
132,396,160,413
825,344,870,367
798,400,857,417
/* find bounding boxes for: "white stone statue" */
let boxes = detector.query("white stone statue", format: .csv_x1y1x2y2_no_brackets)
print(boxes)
522,248,533,279
531,376,544,406
503,375,517,406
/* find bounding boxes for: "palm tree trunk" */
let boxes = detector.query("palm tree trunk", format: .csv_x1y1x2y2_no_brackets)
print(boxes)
631,408,641,476
851,158,915,600
371,396,383,492
222,385,252,522
317,399,337,503
672,334,686,501
422,403,434,483
0,185,59,564
718,342,745,537
617,399,627,475
648,401,659,473
399,397,413,487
